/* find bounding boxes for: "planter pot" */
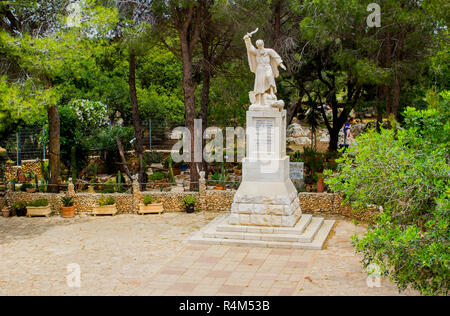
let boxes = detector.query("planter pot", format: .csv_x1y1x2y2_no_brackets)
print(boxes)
234,169,242,176
173,168,181,176
138,203,164,215
26,188,36,193
216,185,224,190
61,206,75,218
317,178,325,193
92,204,117,216
185,204,195,214
87,185,95,193
2,209,10,218
26,206,52,217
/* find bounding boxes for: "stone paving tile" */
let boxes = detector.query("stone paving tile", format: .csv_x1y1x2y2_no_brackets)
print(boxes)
0,214,419,296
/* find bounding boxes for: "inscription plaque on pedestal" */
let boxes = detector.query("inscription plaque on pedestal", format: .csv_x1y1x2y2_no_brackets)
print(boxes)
255,119,275,154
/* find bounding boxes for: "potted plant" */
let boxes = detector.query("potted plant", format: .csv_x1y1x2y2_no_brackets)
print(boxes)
27,199,52,217
20,183,35,193
12,202,27,217
6,160,14,167
2,207,10,218
182,195,197,213
61,196,75,218
92,195,117,216
316,173,325,193
138,195,164,215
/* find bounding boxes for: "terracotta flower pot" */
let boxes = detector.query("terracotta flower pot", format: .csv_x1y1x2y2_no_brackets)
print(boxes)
317,178,325,193
2,209,10,218
26,188,36,193
61,206,75,218
216,185,224,190
173,168,181,176
234,169,242,176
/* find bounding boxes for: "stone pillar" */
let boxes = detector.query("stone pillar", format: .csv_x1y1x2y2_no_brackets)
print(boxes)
198,171,207,210
132,175,141,213
67,181,76,197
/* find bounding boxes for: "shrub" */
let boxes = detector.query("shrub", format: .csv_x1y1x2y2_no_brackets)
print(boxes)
28,199,48,207
148,171,166,181
12,201,27,214
143,195,153,206
325,100,449,296
182,195,197,207
61,196,74,207
20,183,33,192
102,179,116,194
98,195,115,206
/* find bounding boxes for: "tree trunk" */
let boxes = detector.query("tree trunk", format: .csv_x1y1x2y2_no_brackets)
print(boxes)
180,31,200,191
200,70,211,179
129,52,145,190
115,135,133,182
286,95,304,127
328,128,339,152
47,105,60,193
272,0,281,48
391,74,401,119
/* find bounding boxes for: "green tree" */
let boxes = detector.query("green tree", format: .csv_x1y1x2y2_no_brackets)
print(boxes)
325,92,450,295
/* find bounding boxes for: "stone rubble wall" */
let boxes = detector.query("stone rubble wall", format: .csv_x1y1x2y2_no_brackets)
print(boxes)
2,190,377,221
4,160,46,182
298,192,378,222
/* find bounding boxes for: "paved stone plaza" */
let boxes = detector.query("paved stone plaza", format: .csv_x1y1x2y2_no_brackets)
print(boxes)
0,212,417,296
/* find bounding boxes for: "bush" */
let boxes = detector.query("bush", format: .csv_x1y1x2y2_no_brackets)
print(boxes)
20,183,33,192
98,195,115,206
12,201,27,215
143,195,153,206
182,195,197,207
325,99,449,296
148,171,166,181
28,199,48,207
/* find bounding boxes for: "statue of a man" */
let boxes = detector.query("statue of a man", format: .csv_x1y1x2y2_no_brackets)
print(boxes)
244,30,286,109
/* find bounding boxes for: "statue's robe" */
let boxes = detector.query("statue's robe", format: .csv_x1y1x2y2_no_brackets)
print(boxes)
247,45,283,95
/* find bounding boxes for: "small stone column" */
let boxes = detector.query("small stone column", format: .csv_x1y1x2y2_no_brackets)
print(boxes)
198,171,207,211
67,180,76,197
132,175,141,213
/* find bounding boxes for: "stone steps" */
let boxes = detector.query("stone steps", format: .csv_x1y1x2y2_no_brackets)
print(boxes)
189,214,335,250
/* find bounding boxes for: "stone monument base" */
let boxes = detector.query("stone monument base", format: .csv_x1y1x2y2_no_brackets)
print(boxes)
230,178,301,227
189,214,335,250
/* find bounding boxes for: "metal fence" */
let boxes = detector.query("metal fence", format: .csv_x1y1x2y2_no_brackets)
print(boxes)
0,119,179,165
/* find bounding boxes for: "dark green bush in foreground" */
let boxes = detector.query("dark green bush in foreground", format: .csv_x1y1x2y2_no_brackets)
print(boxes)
325,94,449,296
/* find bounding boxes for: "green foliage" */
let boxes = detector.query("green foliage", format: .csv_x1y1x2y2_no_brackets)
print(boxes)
28,199,48,207
19,183,33,192
148,171,166,181
182,195,197,207
98,195,115,206
61,196,74,207
143,195,153,206
326,99,449,295
12,201,27,213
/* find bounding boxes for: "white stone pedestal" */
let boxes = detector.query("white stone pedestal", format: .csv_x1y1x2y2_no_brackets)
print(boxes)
188,107,335,250
230,109,301,227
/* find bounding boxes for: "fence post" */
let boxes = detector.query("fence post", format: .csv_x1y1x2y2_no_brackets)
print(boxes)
149,120,152,151
42,126,46,161
16,132,19,166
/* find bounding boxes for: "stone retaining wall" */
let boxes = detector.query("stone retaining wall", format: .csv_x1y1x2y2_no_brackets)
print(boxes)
4,160,46,182
2,190,377,221
298,192,378,221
